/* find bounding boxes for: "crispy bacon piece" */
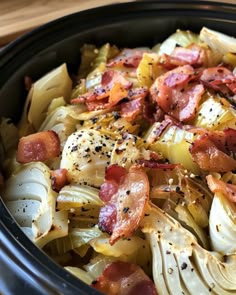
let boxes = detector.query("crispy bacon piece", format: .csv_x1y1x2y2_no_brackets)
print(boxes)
102,70,133,89
150,65,204,122
50,168,69,192
206,175,236,203
200,66,236,95
206,128,236,155
71,88,109,104
109,82,129,105
71,70,132,109
142,99,164,123
98,164,149,245
161,44,205,69
99,165,127,202
190,134,236,172
17,130,60,164
107,49,147,68
72,82,128,111
91,261,158,295
121,97,143,121
98,204,117,235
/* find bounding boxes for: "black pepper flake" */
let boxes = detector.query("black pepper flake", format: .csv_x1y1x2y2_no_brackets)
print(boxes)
126,190,130,195
71,145,78,152
123,207,129,213
95,146,102,152
91,117,98,124
113,111,121,120
181,262,188,270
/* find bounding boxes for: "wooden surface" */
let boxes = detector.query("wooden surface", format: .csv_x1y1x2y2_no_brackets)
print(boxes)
0,0,133,46
0,0,235,46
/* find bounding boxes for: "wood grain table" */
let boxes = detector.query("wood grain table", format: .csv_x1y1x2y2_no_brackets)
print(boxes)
0,0,235,46
0,0,134,46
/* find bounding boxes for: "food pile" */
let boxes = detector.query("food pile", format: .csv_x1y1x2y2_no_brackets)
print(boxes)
1,27,236,294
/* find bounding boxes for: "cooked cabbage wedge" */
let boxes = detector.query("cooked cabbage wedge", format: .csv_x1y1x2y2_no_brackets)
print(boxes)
149,167,212,248
45,226,102,256
2,162,68,248
146,123,200,174
39,104,86,144
137,53,163,87
89,234,152,275
18,63,72,134
60,128,114,187
110,133,144,168
85,43,119,91
200,27,236,55
192,95,236,130
56,184,103,210
209,191,236,255
141,204,236,295
156,29,200,55
84,254,118,279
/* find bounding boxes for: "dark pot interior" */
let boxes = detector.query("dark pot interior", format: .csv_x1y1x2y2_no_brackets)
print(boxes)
0,1,236,294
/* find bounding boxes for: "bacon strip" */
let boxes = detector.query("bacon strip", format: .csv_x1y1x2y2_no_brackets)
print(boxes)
206,175,236,203
102,70,133,89
121,97,143,121
200,66,236,95
161,44,206,69
91,261,158,295
190,134,236,172
107,49,148,68
98,164,149,245
17,130,60,164
150,65,204,122
50,168,69,192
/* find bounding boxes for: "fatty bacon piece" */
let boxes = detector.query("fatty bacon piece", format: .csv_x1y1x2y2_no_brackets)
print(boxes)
160,44,207,69
91,261,157,295
150,65,204,122
120,88,149,121
71,81,128,111
50,168,69,192
190,128,236,172
17,130,60,163
107,48,148,68
206,174,236,203
72,70,148,112
200,66,236,96
98,164,149,245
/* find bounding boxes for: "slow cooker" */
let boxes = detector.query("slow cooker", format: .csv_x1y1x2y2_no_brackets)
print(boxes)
0,1,236,294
